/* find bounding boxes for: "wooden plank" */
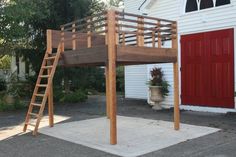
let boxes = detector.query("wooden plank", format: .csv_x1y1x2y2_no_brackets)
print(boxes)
87,19,92,48
172,22,180,130
117,46,177,63
50,30,105,49
137,17,144,46
46,30,52,53
58,46,108,66
105,65,110,119
107,9,117,145
72,23,76,50
48,67,54,127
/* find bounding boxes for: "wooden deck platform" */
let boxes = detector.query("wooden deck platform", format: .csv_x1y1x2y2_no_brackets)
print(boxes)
57,45,177,66
44,9,180,145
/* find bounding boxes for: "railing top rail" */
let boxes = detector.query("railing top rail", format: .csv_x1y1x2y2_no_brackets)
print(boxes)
115,11,176,23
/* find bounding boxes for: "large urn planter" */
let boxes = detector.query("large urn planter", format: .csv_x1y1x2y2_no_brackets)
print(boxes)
149,86,163,110
147,67,169,110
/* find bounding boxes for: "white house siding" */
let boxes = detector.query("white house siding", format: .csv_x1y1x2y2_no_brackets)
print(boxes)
125,65,148,99
124,0,236,111
124,0,149,99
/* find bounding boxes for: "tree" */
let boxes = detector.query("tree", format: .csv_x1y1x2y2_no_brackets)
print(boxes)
106,0,124,7
0,55,11,69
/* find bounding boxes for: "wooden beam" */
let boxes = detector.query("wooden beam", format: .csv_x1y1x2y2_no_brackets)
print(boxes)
117,46,177,63
172,22,180,130
107,9,117,145
105,65,110,119
105,26,110,119
58,46,108,66
137,17,144,46
48,81,54,127
46,30,52,53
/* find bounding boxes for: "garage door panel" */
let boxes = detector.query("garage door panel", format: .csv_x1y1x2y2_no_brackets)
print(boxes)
181,28,234,108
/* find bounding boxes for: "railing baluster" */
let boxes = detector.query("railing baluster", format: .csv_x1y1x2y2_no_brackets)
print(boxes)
61,27,65,52
72,23,76,50
137,17,144,46
87,18,92,48
157,20,162,48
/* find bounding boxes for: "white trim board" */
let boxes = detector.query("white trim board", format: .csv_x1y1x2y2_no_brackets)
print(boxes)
180,105,236,113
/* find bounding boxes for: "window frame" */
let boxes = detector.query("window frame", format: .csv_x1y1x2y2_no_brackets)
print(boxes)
184,0,231,14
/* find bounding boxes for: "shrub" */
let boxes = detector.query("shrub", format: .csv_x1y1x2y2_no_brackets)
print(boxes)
53,88,88,103
0,99,25,112
62,89,88,103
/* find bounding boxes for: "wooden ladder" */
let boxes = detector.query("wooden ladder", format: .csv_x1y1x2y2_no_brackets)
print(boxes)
23,43,62,135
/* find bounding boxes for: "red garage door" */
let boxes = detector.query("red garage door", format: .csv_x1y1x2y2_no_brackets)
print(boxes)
181,29,234,108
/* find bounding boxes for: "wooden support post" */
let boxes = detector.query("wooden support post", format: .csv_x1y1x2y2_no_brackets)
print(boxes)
137,17,144,46
46,30,52,54
172,22,180,130
107,9,117,145
72,23,76,50
105,26,110,119
105,65,110,119
157,20,162,48
46,29,54,127
48,72,54,127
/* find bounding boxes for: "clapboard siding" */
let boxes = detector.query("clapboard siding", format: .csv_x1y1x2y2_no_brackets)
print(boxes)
125,65,148,99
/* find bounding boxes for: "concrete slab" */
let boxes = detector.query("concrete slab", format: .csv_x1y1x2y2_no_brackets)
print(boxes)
39,116,220,157
0,115,70,141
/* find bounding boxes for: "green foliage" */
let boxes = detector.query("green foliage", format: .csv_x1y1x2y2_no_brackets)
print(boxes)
0,55,11,69
116,66,124,92
0,98,25,112
54,67,105,93
54,88,88,103
106,0,124,7
148,67,170,97
63,89,88,103
0,78,6,91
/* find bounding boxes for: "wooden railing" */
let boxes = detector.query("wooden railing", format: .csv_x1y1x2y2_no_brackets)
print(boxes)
115,11,177,48
59,10,177,51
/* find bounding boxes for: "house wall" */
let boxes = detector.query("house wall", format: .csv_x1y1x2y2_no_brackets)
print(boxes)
124,0,149,99
11,56,32,80
124,0,236,111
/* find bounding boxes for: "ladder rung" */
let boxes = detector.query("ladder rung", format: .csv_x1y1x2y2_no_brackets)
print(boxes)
42,66,53,69
39,75,49,78
31,103,42,107
35,94,45,97
29,113,39,117
26,122,36,127
45,56,56,60
36,84,47,87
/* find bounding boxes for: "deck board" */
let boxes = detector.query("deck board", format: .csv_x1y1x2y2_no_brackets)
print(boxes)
58,45,108,66
117,46,177,64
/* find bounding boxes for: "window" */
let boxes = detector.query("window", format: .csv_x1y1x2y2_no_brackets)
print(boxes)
216,0,230,6
200,0,214,10
185,0,230,13
186,0,198,12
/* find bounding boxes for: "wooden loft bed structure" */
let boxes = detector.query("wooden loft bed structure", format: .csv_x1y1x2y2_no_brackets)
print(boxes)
23,9,180,145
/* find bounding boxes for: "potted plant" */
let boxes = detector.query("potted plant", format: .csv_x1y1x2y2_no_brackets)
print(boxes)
147,67,170,110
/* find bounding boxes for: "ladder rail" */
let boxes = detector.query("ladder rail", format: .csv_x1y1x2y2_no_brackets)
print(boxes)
33,43,62,135
23,52,49,132
23,43,62,134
